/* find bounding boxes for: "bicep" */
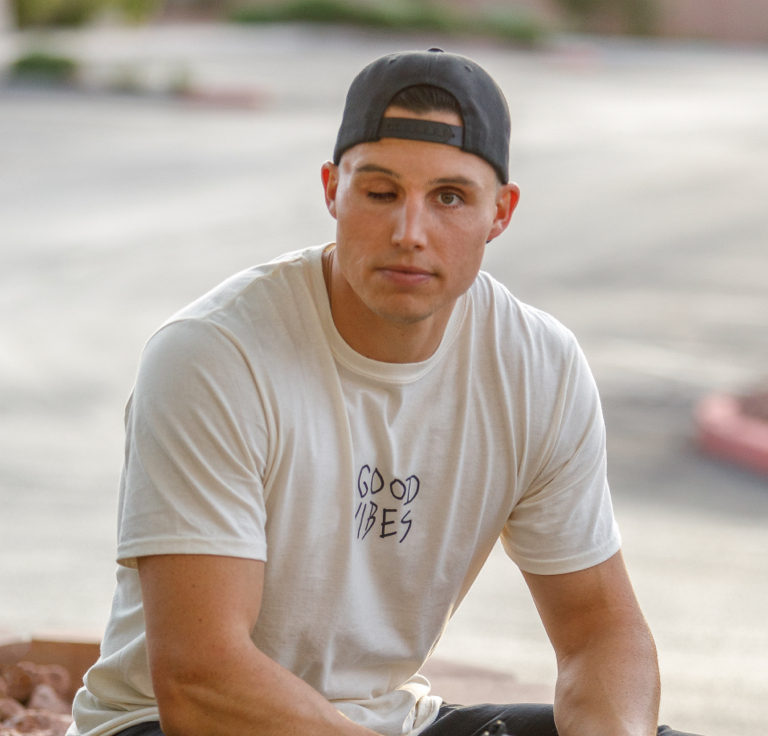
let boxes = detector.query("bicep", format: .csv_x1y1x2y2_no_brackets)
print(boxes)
521,551,646,659
138,554,264,682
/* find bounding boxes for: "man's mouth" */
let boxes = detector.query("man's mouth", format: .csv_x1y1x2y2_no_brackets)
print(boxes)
377,264,434,285
385,265,431,274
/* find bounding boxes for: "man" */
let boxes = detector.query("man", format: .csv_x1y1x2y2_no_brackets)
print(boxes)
70,50,700,736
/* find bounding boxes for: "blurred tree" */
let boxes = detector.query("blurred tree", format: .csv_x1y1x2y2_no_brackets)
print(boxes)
11,0,160,26
119,0,159,21
11,51,79,81
554,0,657,35
13,0,99,26
230,0,548,44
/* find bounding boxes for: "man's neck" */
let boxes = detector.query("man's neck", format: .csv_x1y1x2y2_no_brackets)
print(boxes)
322,247,455,364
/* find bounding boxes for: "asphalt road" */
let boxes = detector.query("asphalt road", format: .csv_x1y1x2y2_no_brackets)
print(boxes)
0,23,767,736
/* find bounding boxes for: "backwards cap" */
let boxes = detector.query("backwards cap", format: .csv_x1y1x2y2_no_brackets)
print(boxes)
333,48,510,184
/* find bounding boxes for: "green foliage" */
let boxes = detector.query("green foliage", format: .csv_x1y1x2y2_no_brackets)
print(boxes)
475,6,545,45
120,0,162,22
620,0,656,36
11,0,160,27
10,52,80,83
554,0,657,35
231,0,547,45
232,0,443,31
12,0,101,26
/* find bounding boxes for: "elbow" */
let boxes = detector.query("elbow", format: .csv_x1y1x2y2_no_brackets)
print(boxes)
150,662,213,736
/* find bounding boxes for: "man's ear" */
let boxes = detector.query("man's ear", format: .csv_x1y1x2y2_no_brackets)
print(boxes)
321,161,339,220
486,183,521,243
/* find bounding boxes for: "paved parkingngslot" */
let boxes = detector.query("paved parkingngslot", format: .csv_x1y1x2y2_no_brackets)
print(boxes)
0,23,767,736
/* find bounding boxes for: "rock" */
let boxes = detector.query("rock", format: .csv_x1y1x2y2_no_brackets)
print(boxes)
0,659,75,736
14,666,69,702
1,710,72,736
25,687,69,716
0,667,33,704
0,696,26,720
34,669,69,702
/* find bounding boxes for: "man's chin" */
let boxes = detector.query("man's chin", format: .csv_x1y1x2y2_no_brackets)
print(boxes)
368,307,434,325
366,298,449,326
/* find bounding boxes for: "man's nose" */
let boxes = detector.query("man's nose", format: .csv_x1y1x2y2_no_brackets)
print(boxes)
391,197,428,250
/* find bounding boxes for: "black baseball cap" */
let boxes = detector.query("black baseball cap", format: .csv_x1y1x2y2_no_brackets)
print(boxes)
333,48,510,184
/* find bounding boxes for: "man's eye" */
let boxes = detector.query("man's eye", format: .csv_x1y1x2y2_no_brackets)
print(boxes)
368,191,395,201
438,192,461,206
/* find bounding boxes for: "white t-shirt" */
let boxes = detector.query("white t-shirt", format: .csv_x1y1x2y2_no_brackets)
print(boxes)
71,244,620,736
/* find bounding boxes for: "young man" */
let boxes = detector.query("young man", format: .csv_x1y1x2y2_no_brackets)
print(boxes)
70,50,701,736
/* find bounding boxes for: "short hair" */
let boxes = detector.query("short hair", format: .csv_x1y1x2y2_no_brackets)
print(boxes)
387,84,462,121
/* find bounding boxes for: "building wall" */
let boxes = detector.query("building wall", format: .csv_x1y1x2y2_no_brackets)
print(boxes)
0,0,12,31
655,0,768,43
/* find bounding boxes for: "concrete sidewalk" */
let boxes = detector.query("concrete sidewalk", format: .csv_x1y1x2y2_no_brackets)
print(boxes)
0,23,767,736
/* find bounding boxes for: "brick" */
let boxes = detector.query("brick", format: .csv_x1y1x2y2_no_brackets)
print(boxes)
0,639,30,671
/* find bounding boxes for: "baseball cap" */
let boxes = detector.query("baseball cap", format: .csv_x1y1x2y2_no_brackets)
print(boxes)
333,48,510,184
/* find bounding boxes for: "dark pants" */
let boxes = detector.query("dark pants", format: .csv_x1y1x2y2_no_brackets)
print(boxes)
422,703,703,736
116,703,703,736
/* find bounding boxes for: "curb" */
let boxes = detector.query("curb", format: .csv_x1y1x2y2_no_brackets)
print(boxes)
696,393,768,477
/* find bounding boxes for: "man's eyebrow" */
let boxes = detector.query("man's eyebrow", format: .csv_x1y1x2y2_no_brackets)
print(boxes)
352,167,479,188
429,176,479,188
354,164,401,178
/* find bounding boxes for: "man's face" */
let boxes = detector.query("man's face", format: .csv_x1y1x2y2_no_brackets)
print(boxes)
322,107,519,333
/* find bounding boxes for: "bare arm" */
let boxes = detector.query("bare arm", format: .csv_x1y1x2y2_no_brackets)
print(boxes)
138,554,376,736
522,551,660,736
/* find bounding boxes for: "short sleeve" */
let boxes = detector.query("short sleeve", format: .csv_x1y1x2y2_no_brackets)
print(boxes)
116,318,270,568
501,340,621,575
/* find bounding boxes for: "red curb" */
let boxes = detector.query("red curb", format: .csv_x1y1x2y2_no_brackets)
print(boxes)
696,393,768,477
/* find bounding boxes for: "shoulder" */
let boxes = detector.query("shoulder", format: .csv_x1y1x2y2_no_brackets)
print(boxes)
144,244,326,358
464,271,601,432
468,270,581,365
165,245,323,326
136,245,332,405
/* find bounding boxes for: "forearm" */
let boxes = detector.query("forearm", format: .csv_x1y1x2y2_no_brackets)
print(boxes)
553,617,660,736
138,555,374,736
154,638,374,736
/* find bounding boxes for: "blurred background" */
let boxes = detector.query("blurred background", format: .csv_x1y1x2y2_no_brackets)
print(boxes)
1,1,767,735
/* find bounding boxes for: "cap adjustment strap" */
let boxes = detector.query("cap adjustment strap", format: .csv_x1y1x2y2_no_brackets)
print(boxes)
378,118,463,147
